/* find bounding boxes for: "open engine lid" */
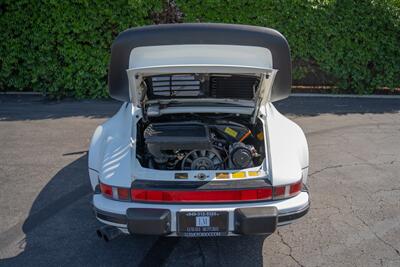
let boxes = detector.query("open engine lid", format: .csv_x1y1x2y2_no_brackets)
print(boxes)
109,23,292,103
127,64,277,115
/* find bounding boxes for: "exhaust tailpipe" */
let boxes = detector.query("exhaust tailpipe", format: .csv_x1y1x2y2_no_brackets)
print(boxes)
96,225,122,242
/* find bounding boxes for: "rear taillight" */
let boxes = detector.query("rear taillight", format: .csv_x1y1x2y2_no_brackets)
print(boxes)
100,183,130,201
100,183,113,198
273,179,302,200
131,188,273,203
117,188,130,201
290,180,302,195
273,185,286,199
99,179,302,202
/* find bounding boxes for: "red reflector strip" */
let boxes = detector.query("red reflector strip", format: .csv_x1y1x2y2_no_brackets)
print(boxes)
131,188,273,203
100,179,303,203
100,183,113,198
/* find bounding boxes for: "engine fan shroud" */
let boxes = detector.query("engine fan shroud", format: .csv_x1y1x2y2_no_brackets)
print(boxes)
181,149,223,170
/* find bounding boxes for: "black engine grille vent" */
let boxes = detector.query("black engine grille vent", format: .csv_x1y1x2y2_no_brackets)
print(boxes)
146,74,259,99
148,74,203,98
210,75,258,100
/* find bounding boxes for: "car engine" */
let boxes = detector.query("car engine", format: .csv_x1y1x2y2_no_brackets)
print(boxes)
138,117,265,170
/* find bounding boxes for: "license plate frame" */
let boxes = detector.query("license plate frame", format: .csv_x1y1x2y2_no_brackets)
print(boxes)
177,211,229,237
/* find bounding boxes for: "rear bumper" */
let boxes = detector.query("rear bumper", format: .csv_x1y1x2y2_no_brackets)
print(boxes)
93,190,310,236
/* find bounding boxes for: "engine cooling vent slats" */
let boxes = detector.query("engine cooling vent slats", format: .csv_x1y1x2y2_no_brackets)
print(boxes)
147,74,259,99
210,76,258,99
150,75,202,97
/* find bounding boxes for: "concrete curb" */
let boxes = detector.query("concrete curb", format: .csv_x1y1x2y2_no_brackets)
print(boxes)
291,93,400,99
1,91,400,99
0,91,42,95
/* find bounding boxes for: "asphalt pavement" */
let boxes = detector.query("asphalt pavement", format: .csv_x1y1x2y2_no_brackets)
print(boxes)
0,95,399,266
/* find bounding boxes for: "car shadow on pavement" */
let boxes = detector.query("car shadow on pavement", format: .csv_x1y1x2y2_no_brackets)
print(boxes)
0,155,158,266
160,235,266,266
0,155,266,266
0,95,120,121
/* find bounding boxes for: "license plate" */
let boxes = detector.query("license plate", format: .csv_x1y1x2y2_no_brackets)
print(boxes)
177,211,228,237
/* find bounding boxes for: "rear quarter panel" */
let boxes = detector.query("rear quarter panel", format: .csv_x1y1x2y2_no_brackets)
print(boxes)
88,103,134,189
264,103,309,186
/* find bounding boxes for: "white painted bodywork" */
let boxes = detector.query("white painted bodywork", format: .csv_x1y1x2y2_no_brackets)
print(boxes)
128,45,274,106
129,45,273,70
89,44,309,236
93,191,309,234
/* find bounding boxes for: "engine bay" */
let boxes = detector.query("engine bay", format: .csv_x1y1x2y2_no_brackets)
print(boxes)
136,114,266,170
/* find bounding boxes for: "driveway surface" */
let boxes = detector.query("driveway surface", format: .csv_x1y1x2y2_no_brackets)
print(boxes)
0,95,399,266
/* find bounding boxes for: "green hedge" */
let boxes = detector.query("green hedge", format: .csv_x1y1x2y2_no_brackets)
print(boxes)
177,0,400,94
0,0,163,98
1,0,399,98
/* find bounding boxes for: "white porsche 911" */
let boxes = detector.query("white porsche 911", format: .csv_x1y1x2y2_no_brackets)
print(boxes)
89,23,310,241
